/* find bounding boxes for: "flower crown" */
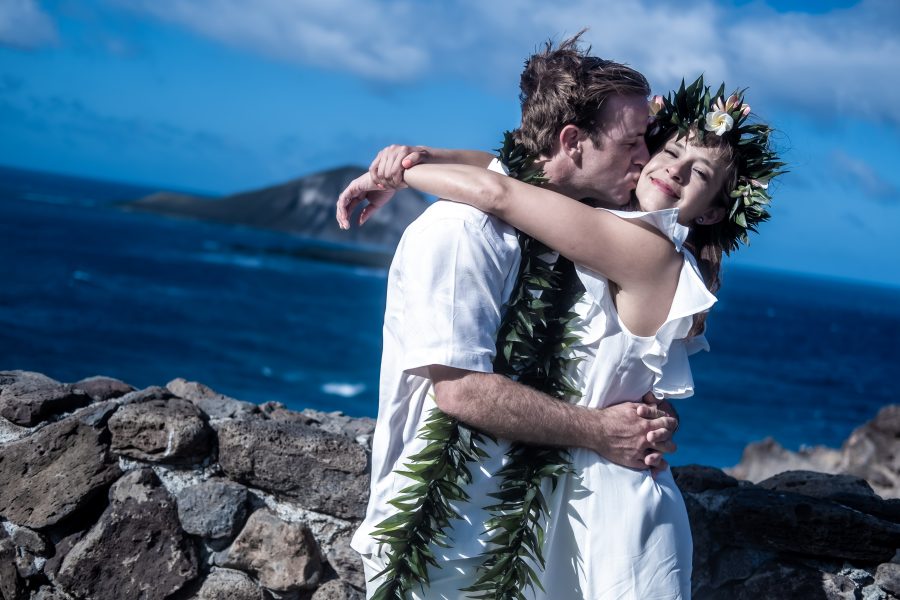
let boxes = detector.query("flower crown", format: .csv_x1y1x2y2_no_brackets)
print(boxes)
646,76,786,253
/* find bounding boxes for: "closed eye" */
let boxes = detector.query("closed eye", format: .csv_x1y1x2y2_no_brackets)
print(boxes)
693,168,709,181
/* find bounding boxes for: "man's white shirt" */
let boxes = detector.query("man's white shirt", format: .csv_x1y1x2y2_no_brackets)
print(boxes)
351,160,522,559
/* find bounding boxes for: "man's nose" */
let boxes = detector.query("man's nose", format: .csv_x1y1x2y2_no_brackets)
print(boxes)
634,141,650,168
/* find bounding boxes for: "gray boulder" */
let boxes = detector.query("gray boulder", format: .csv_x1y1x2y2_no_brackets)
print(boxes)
325,530,365,590
218,419,368,519
223,509,322,593
167,378,260,421
0,528,25,600
0,371,92,426
108,395,212,463
192,567,265,600
72,375,134,401
55,469,198,599
758,470,900,522
175,479,249,540
0,415,121,528
312,579,364,600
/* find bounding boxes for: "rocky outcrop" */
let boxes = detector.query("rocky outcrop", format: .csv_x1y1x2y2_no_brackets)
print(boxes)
0,371,372,600
0,370,896,600
728,404,900,499
128,166,430,267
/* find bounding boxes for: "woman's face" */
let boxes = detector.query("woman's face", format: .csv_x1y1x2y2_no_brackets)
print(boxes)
635,136,730,225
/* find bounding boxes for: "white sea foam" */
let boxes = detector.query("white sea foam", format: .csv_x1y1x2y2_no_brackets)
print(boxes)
321,382,366,398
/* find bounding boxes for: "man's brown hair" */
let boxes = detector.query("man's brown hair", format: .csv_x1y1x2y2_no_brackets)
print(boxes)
515,31,650,156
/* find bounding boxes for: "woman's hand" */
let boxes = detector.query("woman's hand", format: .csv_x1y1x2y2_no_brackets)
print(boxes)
336,172,399,229
369,144,430,189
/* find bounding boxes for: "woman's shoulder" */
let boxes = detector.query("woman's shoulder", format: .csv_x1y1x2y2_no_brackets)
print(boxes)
598,207,689,252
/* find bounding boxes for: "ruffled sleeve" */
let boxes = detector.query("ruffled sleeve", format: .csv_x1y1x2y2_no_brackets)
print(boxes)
571,207,716,399
643,248,716,399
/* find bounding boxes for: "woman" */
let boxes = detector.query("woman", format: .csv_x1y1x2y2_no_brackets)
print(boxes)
338,79,781,599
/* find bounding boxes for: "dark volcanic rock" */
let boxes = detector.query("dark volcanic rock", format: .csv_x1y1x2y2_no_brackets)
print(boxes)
699,562,860,600
167,378,260,420
55,469,198,600
312,579,364,600
325,530,365,590
175,479,249,540
72,375,134,401
218,419,368,519
0,371,92,426
758,470,900,522
673,464,741,493
192,567,265,600
0,528,25,600
0,415,121,528
108,396,212,463
129,166,430,267
222,509,322,593
703,486,900,563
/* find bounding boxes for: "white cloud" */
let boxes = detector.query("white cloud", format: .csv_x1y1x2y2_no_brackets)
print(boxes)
830,150,899,203
0,0,58,49
116,0,429,82
116,0,900,125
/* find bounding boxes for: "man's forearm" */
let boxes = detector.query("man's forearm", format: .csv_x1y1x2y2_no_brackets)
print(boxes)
423,148,495,169
429,366,675,469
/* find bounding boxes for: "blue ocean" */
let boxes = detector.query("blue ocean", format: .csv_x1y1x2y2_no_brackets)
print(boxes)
2,165,897,468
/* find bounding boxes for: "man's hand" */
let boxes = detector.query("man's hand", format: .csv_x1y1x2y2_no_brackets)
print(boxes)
369,144,430,188
336,172,398,229
636,392,679,473
594,400,678,475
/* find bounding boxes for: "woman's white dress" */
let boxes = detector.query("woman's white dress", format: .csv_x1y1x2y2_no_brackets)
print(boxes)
537,207,716,600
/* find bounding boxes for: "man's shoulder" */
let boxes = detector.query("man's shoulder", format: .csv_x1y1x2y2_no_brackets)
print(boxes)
408,201,518,245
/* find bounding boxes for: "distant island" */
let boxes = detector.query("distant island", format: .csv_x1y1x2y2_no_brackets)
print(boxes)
127,165,431,267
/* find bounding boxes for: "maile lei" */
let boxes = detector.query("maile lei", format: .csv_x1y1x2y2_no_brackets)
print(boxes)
369,132,584,600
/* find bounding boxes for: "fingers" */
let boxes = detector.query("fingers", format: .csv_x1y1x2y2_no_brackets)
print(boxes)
336,177,369,229
401,150,424,169
642,391,661,405
647,454,670,477
370,145,416,188
635,404,659,419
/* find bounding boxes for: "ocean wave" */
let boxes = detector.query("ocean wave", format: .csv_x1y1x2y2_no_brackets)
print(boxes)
321,382,366,398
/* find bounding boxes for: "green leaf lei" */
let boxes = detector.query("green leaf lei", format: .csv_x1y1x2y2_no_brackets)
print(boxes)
369,132,584,600
465,132,585,600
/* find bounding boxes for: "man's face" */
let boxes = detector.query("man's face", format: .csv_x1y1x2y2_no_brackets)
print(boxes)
557,94,650,208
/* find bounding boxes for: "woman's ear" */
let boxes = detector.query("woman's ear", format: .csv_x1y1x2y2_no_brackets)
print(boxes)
697,205,727,226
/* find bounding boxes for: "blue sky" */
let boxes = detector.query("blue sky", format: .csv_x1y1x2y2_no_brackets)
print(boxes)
2,0,899,286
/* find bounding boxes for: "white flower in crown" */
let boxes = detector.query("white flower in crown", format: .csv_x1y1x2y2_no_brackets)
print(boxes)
649,95,665,116
705,109,734,135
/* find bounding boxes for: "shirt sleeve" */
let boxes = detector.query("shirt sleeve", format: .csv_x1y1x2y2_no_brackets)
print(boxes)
397,209,518,377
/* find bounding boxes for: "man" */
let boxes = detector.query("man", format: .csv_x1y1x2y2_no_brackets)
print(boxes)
337,35,678,598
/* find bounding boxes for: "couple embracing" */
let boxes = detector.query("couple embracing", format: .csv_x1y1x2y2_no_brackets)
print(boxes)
336,32,782,600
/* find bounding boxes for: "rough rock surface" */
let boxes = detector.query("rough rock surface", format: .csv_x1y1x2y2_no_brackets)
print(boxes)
191,567,265,600
55,469,198,600
72,375,134,401
108,395,212,463
729,405,900,499
218,419,368,519
222,509,322,592
167,378,260,421
0,371,92,426
0,415,121,528
2,371,897,600
312,579,365,600
175,479,249,540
